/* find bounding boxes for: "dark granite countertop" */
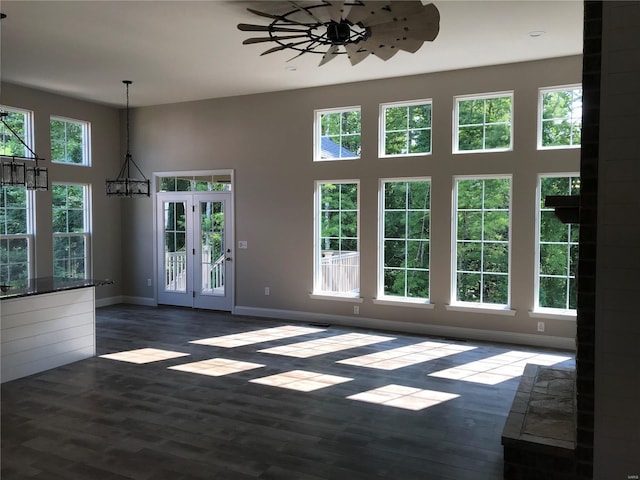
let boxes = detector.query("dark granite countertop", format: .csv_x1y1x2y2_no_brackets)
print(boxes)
0,277,113,300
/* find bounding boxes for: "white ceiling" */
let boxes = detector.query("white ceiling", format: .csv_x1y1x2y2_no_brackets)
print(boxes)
0,1,583,108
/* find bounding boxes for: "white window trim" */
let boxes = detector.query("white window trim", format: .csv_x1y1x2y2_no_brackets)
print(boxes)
453,91,514,154
445,304,517,316
377,176,432,304
314,106,361,162
451,174,513,308
533,173,579,314
312,179,361,299
50,115,92,166
537,84,582,150
378,99,432,158
52,182,93,279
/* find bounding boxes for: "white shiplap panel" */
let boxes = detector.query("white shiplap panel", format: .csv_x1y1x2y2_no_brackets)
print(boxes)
2,322,94,356
1,288,94,317
1,345,96,383
1,302,94,332
2,334,95,369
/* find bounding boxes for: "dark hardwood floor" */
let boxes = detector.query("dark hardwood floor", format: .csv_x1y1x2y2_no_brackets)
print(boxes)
1,305,575,480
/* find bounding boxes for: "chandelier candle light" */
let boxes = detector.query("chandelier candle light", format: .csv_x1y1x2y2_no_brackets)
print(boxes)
106,80,150,197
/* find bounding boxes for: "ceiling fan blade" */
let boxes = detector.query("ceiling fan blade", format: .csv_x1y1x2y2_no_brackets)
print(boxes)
349,1,425,27
246,7,316,27
288,1,331,23
243,34,309,45
260,38,314,56
368,5,440,43
238,23,305,33
368,33,424,54
355,39,398,61
344,42,371,66
323,1,353,22
319,45,340,66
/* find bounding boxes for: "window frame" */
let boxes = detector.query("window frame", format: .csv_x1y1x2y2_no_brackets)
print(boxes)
453,91,514,154
52,182,92,279
312,179,361,300
377,177,432,305
50,115,91,166
451,175,513,310
379,99,432,158
1,106,35,288
537,84,582,150
534,173,580,315
314,106,361,162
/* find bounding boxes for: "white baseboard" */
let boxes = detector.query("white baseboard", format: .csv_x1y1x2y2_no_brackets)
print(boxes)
233,306,575,351
122,296,157,307
95,296,123,308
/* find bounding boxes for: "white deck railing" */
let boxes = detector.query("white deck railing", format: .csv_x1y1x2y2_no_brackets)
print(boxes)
165,250,225,292
320,251,360,293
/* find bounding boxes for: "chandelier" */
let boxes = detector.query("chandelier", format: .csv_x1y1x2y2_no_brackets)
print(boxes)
105,80,150,197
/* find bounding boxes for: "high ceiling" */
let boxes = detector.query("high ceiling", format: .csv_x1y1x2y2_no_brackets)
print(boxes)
0,1,583,107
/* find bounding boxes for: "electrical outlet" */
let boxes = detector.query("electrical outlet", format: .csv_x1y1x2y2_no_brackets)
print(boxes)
537,321,545,332
147,278,152,287
264,287,270,296
238,241,248,249
353,305,359,315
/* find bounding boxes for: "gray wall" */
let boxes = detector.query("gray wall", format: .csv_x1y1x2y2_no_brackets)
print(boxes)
1,83,123,301
595,2,640,477
126,55,582,347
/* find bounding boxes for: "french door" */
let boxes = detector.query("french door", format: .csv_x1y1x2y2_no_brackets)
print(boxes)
156,192,233,310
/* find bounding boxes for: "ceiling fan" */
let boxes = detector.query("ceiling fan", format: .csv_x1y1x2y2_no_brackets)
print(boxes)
237,1,440,66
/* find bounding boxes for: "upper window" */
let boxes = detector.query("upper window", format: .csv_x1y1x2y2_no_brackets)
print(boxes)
380,100,432,157
314,181,359,296
379,179,431,301
315,107,361,161
1,107,34,288
52,183,91,279
158,175,231,192
536,175,580,311
454,93,513,153
538,86,582,149
453,176,511,307
50,116,91,165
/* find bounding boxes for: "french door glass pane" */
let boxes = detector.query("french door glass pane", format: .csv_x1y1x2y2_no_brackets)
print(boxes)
201,201,224,296
164,202,187,292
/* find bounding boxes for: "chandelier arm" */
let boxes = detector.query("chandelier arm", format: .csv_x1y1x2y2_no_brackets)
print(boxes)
0,117,41,161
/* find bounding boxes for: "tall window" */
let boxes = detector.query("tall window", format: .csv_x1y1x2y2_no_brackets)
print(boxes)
453,177,511,307
52,184,91,279
314,181,359,296
454,93,513,153
315,107,361,161
1,107,34,288
380,100,432,157
537,175,580,310
50,116,90,165
380,179,430,301
539,86,582,149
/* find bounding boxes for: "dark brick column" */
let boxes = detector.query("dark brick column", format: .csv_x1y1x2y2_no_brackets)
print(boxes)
575,2,601,479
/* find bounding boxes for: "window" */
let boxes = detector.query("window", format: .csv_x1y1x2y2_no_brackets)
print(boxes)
539,86,582,149
379,179,430,301
50,116,90,165
454,93,513,153
380,100,432,157
314,181,359,296
453,177,511,307
537,175,580,311
1,107,34,288
315,107,361,161
52,184,91,279
158,175,231,192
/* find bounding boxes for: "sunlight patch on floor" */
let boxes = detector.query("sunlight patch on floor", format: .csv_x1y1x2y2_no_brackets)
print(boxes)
168,358,264,376
338,340,476,370
250,370,352,392
258,333,395,358
428,351,572,385
99,348,190,364
347,384,460,411
190,325,325,348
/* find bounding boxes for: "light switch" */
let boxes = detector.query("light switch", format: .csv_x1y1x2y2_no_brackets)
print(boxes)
238,241,248,249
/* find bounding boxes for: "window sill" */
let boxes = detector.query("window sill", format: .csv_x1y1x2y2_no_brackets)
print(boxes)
529,309,576,321
378,152,431,159
309,293,364,303
373,297,434,309
537,145,581,151
313,157,359,162
452,147,512,155
445,304,516,316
